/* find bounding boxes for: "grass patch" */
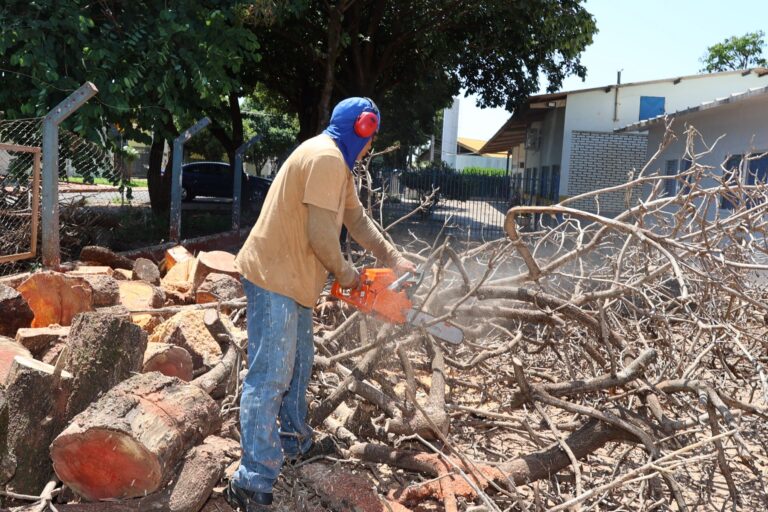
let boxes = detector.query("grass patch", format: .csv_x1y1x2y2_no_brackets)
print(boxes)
64,176,148,187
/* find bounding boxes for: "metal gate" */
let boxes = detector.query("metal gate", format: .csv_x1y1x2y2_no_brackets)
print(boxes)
375,169,511,240
0,143,41,266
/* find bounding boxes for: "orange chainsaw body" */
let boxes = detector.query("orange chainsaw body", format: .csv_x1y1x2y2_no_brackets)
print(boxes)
330,268,411,324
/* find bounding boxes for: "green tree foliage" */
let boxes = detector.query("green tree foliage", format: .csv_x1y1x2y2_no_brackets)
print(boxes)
0,1,261,211
700,31,767,72
247,0,597,163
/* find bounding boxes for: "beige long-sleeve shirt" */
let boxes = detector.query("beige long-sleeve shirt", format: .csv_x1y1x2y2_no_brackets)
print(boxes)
235,134,399,308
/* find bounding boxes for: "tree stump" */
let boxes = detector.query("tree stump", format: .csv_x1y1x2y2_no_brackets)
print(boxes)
195,273,243,305
192,251,238,291
0,285,34,337
143,343,194,382
133,258,161,285
17,272,93,327
63,312,148,420
50,372,221,501
4,356,73,497
79,246,133,270
149,310,224,370
15,326,70,358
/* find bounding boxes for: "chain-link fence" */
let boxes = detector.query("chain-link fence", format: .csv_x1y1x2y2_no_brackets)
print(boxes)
0,118,146,276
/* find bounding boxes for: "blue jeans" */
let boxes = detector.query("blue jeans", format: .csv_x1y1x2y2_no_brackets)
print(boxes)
232,278,314,494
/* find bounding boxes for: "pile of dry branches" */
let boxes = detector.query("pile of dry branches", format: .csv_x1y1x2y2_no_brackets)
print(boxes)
300,130,768,510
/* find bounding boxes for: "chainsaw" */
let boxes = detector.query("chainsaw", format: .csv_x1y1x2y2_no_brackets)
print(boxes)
330,267,464,345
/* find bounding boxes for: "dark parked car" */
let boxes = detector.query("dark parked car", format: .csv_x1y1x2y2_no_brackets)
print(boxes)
181,161,272,205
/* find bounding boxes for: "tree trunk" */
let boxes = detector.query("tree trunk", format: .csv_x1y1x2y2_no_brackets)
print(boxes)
3,357,73,498
63,312,148,420
147,133,172,214
50,372,221,501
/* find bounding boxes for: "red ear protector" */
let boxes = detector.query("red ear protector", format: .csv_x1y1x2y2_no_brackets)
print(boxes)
354,98,379,138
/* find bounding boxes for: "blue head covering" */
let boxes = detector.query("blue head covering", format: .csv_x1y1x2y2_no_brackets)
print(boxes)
323,97,380,171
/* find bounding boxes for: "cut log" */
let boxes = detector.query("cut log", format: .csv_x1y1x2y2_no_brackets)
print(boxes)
143,343,194,382
133,257,161,285
14,326,69,358
165,245,194,272
51,436,240,512
0,339,32,384
118,280,165,310
50,372,221,501
4,356,73,496
163,258,196,285
0,284,35,337
40,341,67,366
79,245,133,270
118,280,166,332
17,272,93,328
191,310,240,398
192,251,238,291
79,274,120,308
161,258,197,305
63,312,148,420
113,268,133,280
69,265,114,276
0,388,14,486
149,310,224,370
195,273,243,305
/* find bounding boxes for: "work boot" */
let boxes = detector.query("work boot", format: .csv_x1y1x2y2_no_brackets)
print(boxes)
224,480,273,511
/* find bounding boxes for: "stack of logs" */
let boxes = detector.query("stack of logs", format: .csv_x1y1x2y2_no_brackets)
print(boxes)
0,245,247,511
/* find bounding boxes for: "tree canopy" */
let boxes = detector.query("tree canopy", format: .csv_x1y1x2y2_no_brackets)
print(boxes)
700,30,767,73
246,0,597,147
0,0,597,204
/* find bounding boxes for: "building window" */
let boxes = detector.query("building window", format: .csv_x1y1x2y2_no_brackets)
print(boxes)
664,159,678,196
639,96,665,121
550,165,560,201
540,166,550,197
680,158,693,193
721,154,742,210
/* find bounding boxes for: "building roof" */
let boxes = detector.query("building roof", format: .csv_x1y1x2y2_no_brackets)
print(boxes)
480,68,768,153
616,85,768,132
456,137,507,158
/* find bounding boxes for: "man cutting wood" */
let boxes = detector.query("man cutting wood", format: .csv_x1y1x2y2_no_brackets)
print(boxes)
228,97,414,510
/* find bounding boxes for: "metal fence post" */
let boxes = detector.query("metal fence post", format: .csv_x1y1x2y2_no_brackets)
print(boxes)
169,117,210,242
232,135,262,231
42,82,98,269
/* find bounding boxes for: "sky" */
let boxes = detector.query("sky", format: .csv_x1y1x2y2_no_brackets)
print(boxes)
458,0,768,141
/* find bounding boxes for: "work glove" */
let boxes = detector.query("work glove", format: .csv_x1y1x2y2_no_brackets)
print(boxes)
338,263,360,289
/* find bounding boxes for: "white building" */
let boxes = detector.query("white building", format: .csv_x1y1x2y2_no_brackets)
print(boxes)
617,84,768,217
481,68,768,216
440,99,509,171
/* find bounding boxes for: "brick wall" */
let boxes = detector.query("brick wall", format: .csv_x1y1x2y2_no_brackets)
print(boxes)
567,131,648,217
